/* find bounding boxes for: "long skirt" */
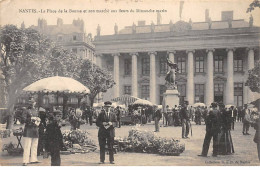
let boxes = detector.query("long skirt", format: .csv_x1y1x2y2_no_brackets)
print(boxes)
217,129,234,155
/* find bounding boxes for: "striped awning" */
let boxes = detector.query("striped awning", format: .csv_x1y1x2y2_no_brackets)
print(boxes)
111,94,140,104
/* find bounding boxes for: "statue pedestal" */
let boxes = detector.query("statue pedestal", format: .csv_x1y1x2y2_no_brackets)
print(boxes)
163,89,179,109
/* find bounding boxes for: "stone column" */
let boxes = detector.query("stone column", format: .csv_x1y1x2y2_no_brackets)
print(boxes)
226,48,235,105
149,51,157,104
205,49,214,106
113,53,120,98
186,50,195,105
96,54,102,67
131,53,138,97
246,48,255,104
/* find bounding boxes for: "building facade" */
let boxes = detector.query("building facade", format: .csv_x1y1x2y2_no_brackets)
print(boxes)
30,18,95,61
94,11,260,107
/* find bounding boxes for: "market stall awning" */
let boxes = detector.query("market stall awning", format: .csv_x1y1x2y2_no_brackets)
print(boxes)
133,99,153,106
111,94,140,104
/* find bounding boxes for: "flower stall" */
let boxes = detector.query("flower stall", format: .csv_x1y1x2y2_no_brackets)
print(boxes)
115,128,185,156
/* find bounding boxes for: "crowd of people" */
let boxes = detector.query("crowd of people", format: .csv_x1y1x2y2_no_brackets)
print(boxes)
8,98,260,165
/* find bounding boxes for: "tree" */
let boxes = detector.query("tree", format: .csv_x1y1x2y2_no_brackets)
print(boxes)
245,60,260,93
247,0,260,12
0,25,54,128
79,60,115,106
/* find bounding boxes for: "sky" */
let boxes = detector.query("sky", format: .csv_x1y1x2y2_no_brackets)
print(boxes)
0,0,259,36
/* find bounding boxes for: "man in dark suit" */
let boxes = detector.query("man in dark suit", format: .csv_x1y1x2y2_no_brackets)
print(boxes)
96,101,117,164
180,103,190,139
154,106,162,132
198,102,222,157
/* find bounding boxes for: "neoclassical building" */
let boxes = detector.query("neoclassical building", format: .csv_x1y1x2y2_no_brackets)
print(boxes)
94,11,260,107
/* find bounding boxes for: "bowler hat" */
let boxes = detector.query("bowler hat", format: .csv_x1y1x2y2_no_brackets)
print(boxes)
104,101,112,107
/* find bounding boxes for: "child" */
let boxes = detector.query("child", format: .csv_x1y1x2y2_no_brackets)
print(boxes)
44,110,66,166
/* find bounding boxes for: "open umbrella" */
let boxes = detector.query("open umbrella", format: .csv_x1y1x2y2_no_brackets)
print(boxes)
133,99,153,106
111,94,140,104
225,104,235,109
193,102,206,107
23,76,90,94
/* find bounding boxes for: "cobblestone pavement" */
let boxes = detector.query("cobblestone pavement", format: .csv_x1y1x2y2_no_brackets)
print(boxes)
0,121,259,166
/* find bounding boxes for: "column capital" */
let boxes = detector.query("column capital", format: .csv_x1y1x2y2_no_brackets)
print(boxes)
167,50,176,54
206,48,215,53
246,47,257,52
112,53,120,57
130,52,139,56
226,48,236,52
148,51,157,56
186,49,195,54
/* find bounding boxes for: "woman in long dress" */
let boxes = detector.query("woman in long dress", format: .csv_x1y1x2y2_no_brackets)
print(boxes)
218,107,235,155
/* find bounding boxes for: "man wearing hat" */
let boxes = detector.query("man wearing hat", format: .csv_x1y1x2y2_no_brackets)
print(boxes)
180,103,190,139
198,102,221,157
154,106,162,132
96,101,117,164
242,104,251,135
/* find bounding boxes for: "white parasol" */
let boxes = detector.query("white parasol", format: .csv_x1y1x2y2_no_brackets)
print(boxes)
23,76,90,94
225,104,235,109
193,102,206,107
133,99,153,106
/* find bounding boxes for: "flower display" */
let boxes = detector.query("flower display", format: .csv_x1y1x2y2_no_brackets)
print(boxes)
115,128,185,156
62,129,97,154
30,117,41,127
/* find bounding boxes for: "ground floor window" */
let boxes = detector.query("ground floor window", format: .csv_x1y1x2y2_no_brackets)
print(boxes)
234,83,243,107
214,83,224,103
159,85,167,105
124,85,131,95
195,84,204,103
177,84,186,105
141,85,150,100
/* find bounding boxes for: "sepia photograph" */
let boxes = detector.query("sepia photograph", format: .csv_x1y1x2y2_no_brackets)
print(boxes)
0,0,260,166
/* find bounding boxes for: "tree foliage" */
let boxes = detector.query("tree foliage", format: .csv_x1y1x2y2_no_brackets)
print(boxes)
245,60,260,93
79,60,115,106
247,0,260,12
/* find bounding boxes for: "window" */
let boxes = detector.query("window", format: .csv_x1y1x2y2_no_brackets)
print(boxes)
73,35,77,41
177,56,186,73
214,56,223,73
195,56,204,73
234,83,243,107
58,97,63,104
177,84,186,105
43,97,49,105
234,57,243,72
142,58,150,75
214,83,224,103
159,85,167,105
124,86,131,95
69,97,78,104
72,48,77,54
160,57,168,74
195,84,204,103
124,59,131,75
141,85,150,100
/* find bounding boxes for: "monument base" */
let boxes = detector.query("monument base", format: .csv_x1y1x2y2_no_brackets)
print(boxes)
163,89,180,109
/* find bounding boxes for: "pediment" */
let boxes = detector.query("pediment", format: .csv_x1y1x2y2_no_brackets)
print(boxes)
176,76,187,82
139,76,150,83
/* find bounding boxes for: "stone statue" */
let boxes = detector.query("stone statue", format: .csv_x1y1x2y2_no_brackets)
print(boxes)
114,23,118,35
208,17,212,29
97,24,101,36
249,14,253,27
132,23,136,34
151,21,155,33
169,20,174,32
165,56,179,89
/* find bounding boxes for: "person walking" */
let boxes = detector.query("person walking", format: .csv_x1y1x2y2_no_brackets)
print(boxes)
195,106,202,125
198,102,221,157
96,101,117,164
180,103,190,139
154,106,162,132
242,104,251,135
22,101,40,166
